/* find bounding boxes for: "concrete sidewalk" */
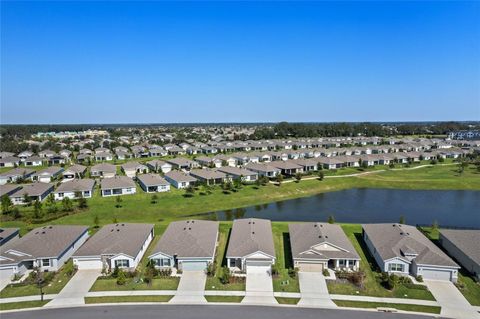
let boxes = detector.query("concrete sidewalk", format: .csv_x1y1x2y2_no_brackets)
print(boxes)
0,294,57,304
297,272,336,308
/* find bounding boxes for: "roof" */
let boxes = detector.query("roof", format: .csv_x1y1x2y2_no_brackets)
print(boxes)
190,169,226,180
100,176,136,189
362,223,459,268
137,174,169,187
0,156,20,164
0,225,88,265
151,220,218,258
0,228,19,245
146,159,170,167
289,223,360,261
440,229,480,266
74,223,153,258
164,171,197,183
244,162,281,173
226,218,276,258
121,161,147,170
64,164,87,174
10,183,54,197
55,179,95,193
216,166,257,177
166,157,196,166
33,166,64,177
0,184,22,197
91,163,116,173
0,168,35,178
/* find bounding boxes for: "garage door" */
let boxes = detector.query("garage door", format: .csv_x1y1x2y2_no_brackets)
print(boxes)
421,269,452,281
246,260,272,268
297,262,324,272
0,267,15,281
181,261,207,271
75,258,103,270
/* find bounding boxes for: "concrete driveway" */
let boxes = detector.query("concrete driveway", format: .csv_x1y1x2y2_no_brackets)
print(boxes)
170,271,207,304
46,269,101,307
424,280,480,319
298,272,336,308
242,265,277,305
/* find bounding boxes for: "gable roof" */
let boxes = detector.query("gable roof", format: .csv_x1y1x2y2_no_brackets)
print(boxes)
226,218,275,259
10,183,54,197
91,163,116,173
137,174,168,187
440,229,480,266
164,171,197,183
151,220,218,259
55,179,95,193
100,176,135,189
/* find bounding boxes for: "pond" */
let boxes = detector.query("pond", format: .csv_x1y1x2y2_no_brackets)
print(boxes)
213,189,480,228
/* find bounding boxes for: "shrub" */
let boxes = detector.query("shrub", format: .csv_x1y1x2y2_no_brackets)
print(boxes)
288,267,298,279
398,276,412,284
322,269,329,276
219,266,230,285
63,261,76,277
116,269,126,285
158,268,172,277
271,264,279,277
206,262,216,277
415,275,423,282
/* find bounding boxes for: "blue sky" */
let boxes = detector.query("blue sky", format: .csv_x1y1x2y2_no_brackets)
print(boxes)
1,1,479,124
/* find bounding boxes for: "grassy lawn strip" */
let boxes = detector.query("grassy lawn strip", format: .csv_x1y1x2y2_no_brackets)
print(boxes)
275,297,300,304
272,223,299,292
84,295,173,304
90,277,179,292
0,300,49,311
205,296,244,303
333,300,441,314
327,224,435,301
0,261,76,298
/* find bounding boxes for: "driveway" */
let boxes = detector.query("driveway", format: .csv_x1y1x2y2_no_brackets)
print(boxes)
298,272,336,308
46,269,101,307
169,271,207,304
242,265,277,305
424,280,480,319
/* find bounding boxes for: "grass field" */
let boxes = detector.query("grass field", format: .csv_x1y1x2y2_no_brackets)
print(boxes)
84,295,173,304
333,300,441,314
0,300,49,311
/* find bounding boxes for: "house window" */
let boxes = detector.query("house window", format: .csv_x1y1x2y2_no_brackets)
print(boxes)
42,259,51,267
229,259,236,267
388,263,404,272
58,193,64,198
338,259,346,266
84,191,90,196
154,258,171,267
115,259,130,268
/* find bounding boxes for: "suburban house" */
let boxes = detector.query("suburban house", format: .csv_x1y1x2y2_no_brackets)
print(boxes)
0,184,22,198
62,164,87,180
121,162,149,178
73,223,154,270
269,161,303,176
137,174,170,193
217,166,258,182
90,163,117,178
24,156,43,167
317,157,344,170
0,228,20,246
363,223,460,282
164,171,197,189
146,160,172,174
244,162,281,178
76,153,92,164
195,156,222,168
0,168,35,185
94,149,113,161
214,155,237,167
38,150,56,158
226,218,276,272
291,158,318,172
0,152,15,159
100,176,136,197
0,225,89,280
148,220,219,271
189,169,227,185
17,151,33,162
9,183,55,205
54,179,95,200
0,156,20,168
439,229,480,280
166,157,199,170
289,223,360,272
47,155,69,165
31,166,64,183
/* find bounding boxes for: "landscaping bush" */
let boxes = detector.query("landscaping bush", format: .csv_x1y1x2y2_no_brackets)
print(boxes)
322,269,330,276
288,267,298,279
116,269,126,285
206,262,216,277
157,268,172,278
219,266,230,285
398,276,412,285
271,264,279,277
415,275,423,282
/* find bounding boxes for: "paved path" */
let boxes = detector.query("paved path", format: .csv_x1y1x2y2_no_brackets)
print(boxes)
424,280,480,319
45,269,101,307
242,266,277,305
169,271,207,304
0,294,57,304
297,272,336,308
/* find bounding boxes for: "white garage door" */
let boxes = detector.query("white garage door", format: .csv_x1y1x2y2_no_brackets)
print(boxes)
181,261,207,271
297,262,324,272
0,267,15,281
76,258,103,270
421,269,452,281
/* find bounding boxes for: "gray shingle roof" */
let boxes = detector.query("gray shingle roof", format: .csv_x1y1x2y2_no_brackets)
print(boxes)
137,174,168,187
74,223,154,258
91,163,116,173
216,166,257,177
289,223,360,261
440,229,480,266
55,179,95,193
100,176,135,189
164,171,197,183
10,183,54,197
226,218,275,258
190,169,226,180
150,220,218,258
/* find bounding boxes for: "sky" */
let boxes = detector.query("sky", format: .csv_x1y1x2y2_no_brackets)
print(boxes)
1,1,479,124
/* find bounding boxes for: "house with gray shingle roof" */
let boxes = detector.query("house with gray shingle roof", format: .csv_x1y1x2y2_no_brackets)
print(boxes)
164,171,197,189
90,163,116,178
289,223,360,272
32,166,64,183
226,218,276,272
439,229,480,280
121,161,149,178
0,168,35,185
9,183,55,205
137,174,170,193
363,224,460,282
146,159,172,174
54,179,95,200
148,220,218,271
189,169,227,185
62,164,87,180
100,176,136,197
0,228,19,246
73,223,154,270
216,166,258,182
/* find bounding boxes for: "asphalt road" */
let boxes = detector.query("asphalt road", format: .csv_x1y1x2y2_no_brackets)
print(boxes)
2,305,442,319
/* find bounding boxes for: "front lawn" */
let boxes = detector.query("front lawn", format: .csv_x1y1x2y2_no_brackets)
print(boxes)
271,223,299,292
333,300,441,314
456,271,480,306
0,300,49,311
0,260,76,298
205,296,244,303
327,224,435,300
84,295,173,304
275,297,300,304
90,277,179,291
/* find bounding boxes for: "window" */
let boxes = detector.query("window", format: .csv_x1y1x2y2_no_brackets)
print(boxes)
229,259,236,267
388,263,404,272
58,193,64,198
338,259,346,266
84,191,90,196
153,258,171,267
41,259,51,267
115,259,130,268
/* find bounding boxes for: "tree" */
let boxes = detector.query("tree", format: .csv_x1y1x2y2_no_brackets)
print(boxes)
432,220,439,232
318,171,324,181
295,173,302,183
184,185,195,197
151,194,158,204
93,215,100,228
1,195,13,214
45,193,57,214
399,215,406,224
33,199,43,219
327,215,335,224
23,193,32,206
61,197,73,212
115,196,123,208
276,174,283,186
116,268,126,285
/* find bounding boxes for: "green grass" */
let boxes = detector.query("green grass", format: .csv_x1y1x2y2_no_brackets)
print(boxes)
0,300,49,311
272,223,299,292
89,277,179,292
204,296,244,303
333,300,441,314
327,224,435,301
0,260,76,298
275,297,300,304
84,295,173,304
